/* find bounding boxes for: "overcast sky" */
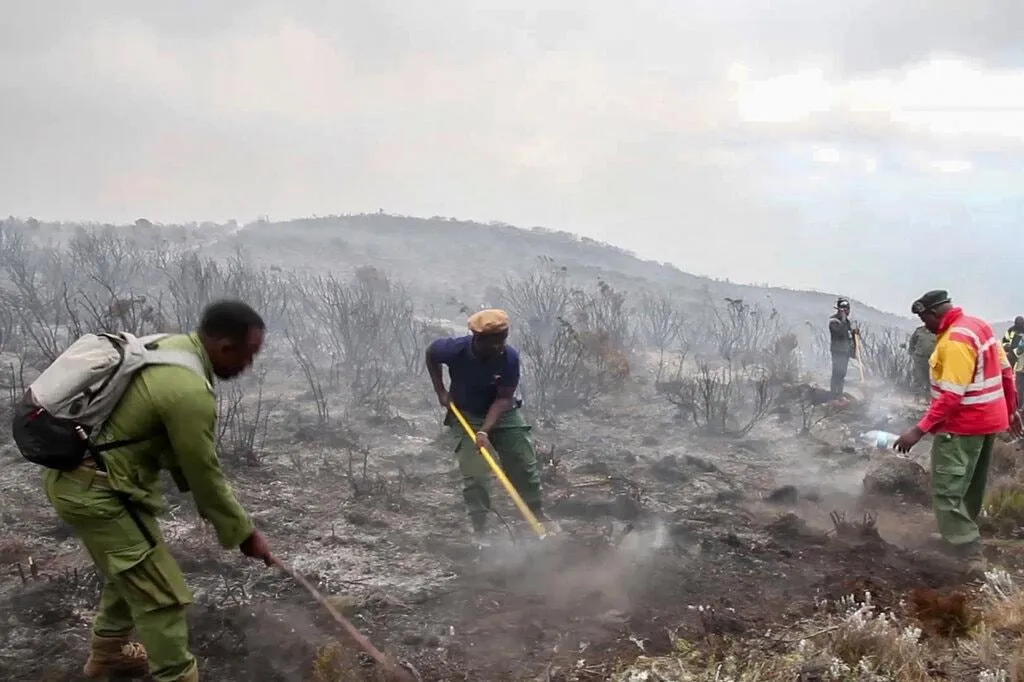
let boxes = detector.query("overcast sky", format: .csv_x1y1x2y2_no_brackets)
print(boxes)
3,1,1023,318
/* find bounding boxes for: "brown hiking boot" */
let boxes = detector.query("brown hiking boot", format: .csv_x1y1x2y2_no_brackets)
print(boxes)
83,632,149,678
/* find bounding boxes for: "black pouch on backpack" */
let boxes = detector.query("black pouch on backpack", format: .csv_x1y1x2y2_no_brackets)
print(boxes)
11,394,89,471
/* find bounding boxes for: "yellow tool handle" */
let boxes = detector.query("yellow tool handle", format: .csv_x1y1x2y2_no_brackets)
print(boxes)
448,402,547,538
853,330,866,382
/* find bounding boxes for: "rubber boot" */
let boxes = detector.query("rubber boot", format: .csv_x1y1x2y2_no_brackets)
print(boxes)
470,514,490,548
529,504,559,535
82,632,149,678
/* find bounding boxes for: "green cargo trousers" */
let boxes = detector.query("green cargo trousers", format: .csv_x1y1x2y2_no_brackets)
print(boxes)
44,467,197,682
452,408,543,529
930,433,996,546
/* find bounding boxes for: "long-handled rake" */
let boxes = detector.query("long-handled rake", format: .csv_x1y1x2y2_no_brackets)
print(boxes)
271,556,419,681
448,402,548,539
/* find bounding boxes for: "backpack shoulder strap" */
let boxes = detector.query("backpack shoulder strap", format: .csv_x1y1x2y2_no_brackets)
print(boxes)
142,348,210,383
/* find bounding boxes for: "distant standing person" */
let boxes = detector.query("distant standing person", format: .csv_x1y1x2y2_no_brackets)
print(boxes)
1002,316,1024,366
907,324,937,396
38,301,275,682
425,309,547,543
1002,316,1024,403
828,297,857,397
894,290,1022,574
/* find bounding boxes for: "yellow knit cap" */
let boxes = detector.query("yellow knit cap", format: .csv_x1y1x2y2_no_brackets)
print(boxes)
467,309,510,334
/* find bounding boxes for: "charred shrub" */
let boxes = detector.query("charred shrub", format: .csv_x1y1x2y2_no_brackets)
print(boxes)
661,362,778,437
858,324,913,388
505,265,633,416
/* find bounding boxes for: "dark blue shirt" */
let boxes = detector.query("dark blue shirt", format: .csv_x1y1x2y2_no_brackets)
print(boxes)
427,335,520,417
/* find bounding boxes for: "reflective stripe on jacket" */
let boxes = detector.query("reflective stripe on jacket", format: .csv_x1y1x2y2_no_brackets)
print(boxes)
919,307,1016,435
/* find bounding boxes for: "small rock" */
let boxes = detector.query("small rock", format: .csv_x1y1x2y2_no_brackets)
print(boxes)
650,455,690,483
345,511,372,526
326,594,360,615
766,485,799,505
47,523,75,541
683,454,719,473
715,489,745,503
767,512,817,540
640,435,660,447
862,455,930,505
575,461,612,476
613,494,642,521
401,632,425,646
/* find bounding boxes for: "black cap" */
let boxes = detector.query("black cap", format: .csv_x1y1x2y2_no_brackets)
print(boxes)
911,290,951,315
836,297,850,309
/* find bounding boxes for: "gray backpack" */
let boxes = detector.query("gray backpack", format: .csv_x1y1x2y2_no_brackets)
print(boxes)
11,332,208,470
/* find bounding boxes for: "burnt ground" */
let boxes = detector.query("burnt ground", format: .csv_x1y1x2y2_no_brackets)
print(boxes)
0,384,1005,681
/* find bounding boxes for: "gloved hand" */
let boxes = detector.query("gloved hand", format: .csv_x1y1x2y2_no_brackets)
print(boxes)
239,529,275,566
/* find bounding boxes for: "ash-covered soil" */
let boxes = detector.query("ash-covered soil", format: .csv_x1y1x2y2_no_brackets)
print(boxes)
0,384,996,681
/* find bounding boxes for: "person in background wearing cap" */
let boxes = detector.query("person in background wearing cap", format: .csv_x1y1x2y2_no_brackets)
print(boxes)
425,309,547,543
828,297,857,397
894,290,1023,574
907,324,937,398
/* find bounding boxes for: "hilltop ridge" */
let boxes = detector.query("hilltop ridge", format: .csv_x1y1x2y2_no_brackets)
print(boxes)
1,212,914,332
215,213,915,331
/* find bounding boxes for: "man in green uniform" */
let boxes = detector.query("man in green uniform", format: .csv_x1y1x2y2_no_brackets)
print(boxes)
907,324,936,396
43,300,274,682
425,309,547,542
1003,316,1024,402
1002,317,1024,366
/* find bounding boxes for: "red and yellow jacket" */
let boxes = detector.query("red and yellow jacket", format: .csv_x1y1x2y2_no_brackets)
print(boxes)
919,307,1018,435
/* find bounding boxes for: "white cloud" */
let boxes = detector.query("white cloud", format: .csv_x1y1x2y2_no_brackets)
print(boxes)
1,2,1024,317
811,147,842,164
735,56,1024,140
930,159,973,173
734,68,836,123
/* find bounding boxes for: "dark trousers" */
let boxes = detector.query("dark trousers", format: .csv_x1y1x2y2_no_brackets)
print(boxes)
831,352,849,397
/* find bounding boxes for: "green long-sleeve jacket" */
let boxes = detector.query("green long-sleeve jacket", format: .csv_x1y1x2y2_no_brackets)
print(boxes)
908,325,937,359
87,333,253,549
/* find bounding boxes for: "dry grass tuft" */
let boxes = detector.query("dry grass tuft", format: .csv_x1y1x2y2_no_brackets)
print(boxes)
822,596,929,681
311,642,348,682
983,484,1024,536
615,591,935,681
990,439,1022,476
311,641,394,682
981,569,1024,635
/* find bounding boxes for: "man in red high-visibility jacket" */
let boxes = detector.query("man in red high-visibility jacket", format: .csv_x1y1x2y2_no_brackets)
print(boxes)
895,290,1023,571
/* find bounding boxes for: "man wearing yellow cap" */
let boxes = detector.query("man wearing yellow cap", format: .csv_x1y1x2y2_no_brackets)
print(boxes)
426,308,546,541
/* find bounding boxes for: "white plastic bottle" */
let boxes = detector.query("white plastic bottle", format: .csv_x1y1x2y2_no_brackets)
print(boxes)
860,430,898,449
